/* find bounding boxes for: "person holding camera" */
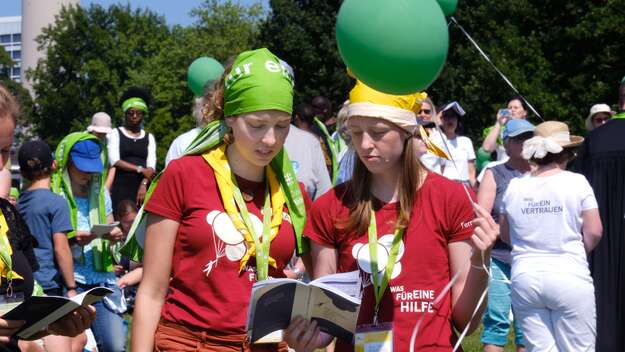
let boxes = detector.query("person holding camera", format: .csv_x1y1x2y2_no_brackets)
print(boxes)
481,97,530,162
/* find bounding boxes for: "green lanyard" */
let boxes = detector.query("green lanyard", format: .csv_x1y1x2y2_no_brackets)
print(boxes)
368,209,405,324
231,176,273,281
313,117,338,184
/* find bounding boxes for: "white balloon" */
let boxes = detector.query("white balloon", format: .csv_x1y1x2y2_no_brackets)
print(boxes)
357,243,389,274
377,234,405,261
212,212,245,245
225,242,247,261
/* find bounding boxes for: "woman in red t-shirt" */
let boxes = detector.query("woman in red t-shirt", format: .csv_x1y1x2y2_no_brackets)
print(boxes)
131,49,320,352
306,81,498,351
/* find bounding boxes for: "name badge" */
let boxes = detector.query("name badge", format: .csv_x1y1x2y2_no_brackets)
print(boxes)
354,322,393,352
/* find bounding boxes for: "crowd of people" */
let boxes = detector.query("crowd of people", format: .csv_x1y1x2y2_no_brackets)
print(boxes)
0,47,623,352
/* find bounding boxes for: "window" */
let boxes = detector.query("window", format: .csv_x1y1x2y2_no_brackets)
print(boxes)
11,50,20,60
12,34,20,42
11,67,20,77
0,35,10,43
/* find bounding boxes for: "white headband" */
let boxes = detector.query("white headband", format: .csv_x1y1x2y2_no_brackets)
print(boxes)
347,102,417,134
521,132,570,160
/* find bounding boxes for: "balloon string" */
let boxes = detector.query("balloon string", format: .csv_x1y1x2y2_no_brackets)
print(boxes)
449,16,544,121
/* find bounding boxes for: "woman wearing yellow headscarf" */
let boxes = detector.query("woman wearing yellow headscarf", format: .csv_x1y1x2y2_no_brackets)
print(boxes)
306,81,497,351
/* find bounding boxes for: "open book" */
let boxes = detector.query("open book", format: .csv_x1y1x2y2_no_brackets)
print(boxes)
247,271,361,344
2,287,113,339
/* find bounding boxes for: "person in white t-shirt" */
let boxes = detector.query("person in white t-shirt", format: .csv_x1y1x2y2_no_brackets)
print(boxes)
500,121,603,352
436,101,476,187
165,96,209,166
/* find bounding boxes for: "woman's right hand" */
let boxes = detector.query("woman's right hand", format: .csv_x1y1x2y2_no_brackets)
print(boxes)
75,231,96,246
0,318,24,336
496,111,509,125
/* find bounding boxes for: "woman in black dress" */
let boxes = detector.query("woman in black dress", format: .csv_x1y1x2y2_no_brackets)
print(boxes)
108,87,156,209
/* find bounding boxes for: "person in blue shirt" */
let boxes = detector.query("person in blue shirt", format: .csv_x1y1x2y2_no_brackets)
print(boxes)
17,140,79,351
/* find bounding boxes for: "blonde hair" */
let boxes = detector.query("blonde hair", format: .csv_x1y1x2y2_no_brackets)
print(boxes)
339,135,423,234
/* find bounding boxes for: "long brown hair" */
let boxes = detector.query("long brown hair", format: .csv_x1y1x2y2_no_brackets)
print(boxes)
340,133,423,234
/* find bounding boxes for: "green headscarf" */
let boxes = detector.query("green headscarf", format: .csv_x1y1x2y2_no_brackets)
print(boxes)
223,48,294,117
51,132,115,272
122,97,148,113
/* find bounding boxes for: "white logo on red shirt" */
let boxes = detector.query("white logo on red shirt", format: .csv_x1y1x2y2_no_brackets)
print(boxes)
351,234,405,285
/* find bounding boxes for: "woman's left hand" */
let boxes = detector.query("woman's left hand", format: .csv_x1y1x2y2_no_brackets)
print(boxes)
283,316,322,352
470,203,498,253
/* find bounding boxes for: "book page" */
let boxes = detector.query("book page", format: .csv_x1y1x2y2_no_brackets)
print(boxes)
309,285,360,343
311,270,362,300
248,281,301,343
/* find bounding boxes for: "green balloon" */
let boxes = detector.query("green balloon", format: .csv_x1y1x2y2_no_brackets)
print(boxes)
336,0,449,95
437,0,458,16
187,57,225,97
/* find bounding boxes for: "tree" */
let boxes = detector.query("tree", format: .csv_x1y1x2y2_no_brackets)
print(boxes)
0,47,35,138
29,3,170,146
126,0,265,164
429,0,625,139
258,0,352,111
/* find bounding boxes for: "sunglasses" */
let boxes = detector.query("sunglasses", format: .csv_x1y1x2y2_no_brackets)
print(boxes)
419,109,431,114
592,116,610,124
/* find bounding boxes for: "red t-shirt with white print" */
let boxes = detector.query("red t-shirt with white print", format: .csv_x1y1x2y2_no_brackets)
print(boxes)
305,172,475,351
145,155,311,334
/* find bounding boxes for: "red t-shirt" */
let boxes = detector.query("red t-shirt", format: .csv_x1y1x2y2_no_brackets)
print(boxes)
145,155,311,334
305,173,475,351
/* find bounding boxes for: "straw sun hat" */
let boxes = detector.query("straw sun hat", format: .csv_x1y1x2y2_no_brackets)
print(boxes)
522,121,583,160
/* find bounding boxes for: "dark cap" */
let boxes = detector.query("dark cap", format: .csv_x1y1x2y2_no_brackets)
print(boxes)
18,140,53,174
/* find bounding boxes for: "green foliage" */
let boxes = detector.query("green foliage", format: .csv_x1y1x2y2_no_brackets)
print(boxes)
126,0,265,165
30,0,264,165
28,0,625,162
258,0,353,110
29,3,170,146
429,0,625,140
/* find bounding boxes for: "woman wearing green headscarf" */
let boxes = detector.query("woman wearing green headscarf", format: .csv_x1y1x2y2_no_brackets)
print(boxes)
132,49,319,352
108,87,156,209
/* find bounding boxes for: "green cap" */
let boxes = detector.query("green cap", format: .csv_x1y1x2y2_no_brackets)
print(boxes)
223,48,294,117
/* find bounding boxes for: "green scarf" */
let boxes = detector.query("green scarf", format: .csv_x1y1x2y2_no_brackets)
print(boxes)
120,119,309,262
51,132,114,272
314,117,338,184
223,48,294,117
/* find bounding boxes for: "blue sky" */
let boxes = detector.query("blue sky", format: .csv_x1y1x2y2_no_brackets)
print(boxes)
0,0,267,26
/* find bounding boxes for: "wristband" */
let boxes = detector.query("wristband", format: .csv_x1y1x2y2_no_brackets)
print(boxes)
66,286,77,290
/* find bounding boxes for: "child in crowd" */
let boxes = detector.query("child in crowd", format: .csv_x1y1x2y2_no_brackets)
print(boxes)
17,140,81,352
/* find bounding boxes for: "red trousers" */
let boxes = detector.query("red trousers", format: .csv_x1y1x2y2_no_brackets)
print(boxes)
154,319,290,352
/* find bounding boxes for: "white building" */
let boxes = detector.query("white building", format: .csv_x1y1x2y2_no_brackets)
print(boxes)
0,16,22,82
